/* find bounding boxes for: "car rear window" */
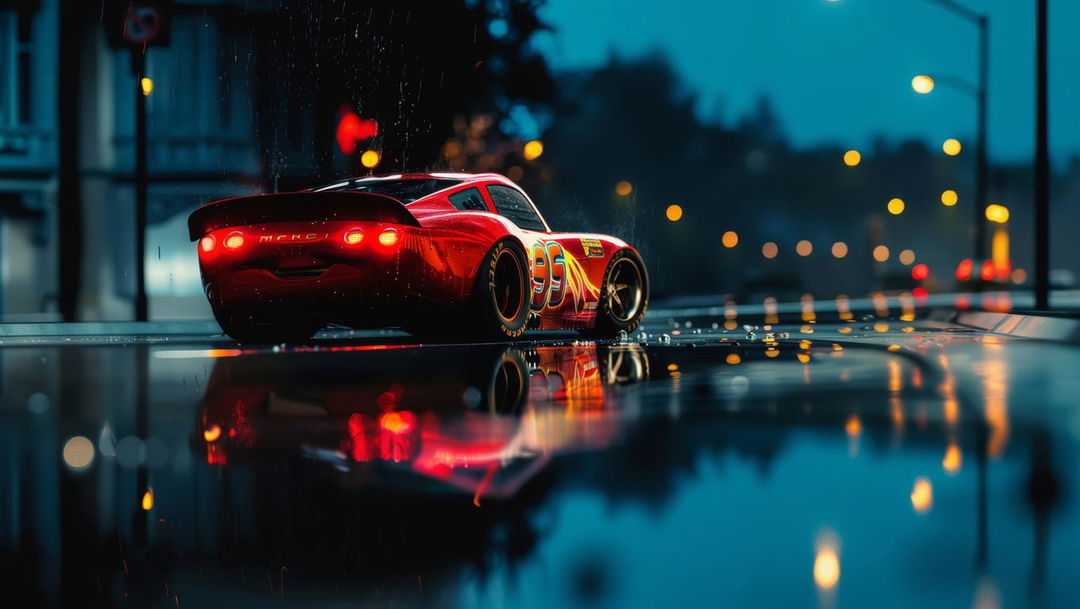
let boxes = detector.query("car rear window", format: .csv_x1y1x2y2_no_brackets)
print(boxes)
314,178,461,203
488,184,546,231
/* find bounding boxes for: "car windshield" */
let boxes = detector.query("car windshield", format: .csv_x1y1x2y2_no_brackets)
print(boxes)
313,178,462,203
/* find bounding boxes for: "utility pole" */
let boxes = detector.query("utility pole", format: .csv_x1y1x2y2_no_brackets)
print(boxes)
974,14,989,261
57,0,84,321
133,51,148,321
1034,0,1050,310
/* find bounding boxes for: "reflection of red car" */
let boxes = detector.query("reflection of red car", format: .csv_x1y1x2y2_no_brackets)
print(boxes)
188,173,649,341
197,344,650,499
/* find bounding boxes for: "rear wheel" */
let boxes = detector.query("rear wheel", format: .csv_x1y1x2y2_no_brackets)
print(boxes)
214,309,322,344
471,240,531,340
580,249,648,338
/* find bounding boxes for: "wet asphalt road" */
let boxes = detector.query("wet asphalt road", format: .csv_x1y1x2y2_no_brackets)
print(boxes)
2,299,1080,608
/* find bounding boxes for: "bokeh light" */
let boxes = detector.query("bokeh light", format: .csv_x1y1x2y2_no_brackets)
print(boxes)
843,150,861,166
887,198,905,215
910,476,934,514
985,204,1010,224
941,189,958,206
795,240,813,256
140,77,154,96
721,231,739,248
665,204,683,222
898,249,915,265
872,245,890,262
911,74,935,94
523,139,544,160
615,180,633,196
942,139,962,156
831,241,848,258
360,149,381,168
63,436,95,470
1011,268,1027,284
762,242,779,259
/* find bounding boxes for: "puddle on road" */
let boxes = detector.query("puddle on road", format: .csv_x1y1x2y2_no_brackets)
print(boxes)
2,332,1076,608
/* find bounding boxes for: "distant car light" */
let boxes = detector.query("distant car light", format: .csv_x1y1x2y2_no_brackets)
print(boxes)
344,228,364,245
224,232,245,250
378,228,399,247
200,235,215,252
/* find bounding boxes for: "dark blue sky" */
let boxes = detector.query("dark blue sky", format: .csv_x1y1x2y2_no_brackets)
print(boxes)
537,0,1079,164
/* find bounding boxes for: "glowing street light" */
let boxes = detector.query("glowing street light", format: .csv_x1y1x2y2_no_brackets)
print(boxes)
721,230,739,248
985,204,1010,224
843,150,861,166
911,74,935,94
941,189,959,206
665,204,683,222
615,180,633,196
523,140,544,160
943,138,962,156
887,198,905,215
360,150,381,168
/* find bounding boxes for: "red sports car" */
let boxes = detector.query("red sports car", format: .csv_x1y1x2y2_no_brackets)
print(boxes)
188,173,649,342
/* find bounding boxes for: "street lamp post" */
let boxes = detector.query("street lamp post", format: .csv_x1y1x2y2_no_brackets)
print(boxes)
916,0,989,261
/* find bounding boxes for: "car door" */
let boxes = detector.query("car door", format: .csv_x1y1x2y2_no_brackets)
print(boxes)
486,184,600,322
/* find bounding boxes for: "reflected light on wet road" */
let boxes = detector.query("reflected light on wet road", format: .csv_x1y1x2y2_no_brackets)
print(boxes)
910,476,934,514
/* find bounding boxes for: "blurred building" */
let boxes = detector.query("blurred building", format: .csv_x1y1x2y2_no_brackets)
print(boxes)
0,0,267,321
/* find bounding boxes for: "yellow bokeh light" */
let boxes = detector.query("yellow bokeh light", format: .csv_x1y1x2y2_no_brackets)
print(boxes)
62,436,95,470
795,240,813,257
360,149,381,168
845,414,862,437
721,230,739,248
887,197,905,215
814,540,840,590
762,242,779,259
140,77,154,96
726,353,742,365
911,74,935,94
523,139,544,160
872,245,890,262
831,241,848,258
910,476,934,514
943,443,962,474
899,249,915,265
843,150,861,166
203,424,222,443
943,138,962,156
985,204,1010,224
665,204,683,222
615,180,633,196
142,489,154,511
941,189,958,206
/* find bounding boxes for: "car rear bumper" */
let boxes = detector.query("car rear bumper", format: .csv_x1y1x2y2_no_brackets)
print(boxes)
197,221,481,323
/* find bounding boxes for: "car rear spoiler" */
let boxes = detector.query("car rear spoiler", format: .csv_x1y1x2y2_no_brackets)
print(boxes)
187,191,420,240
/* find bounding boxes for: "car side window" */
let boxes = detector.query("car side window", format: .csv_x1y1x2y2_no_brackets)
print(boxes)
487,185,547,231
448,187,488,211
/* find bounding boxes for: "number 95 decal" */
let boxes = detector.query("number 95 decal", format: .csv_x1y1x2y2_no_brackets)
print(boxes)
531,241,566,310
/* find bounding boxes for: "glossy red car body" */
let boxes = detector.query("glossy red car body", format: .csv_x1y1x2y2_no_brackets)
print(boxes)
189,173,646,335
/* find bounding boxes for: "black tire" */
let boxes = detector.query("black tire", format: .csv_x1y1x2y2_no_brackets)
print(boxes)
580,249,649,338
470,240,531,340
215,309,322,344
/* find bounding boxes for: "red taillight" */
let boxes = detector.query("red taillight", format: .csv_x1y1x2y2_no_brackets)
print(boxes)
980,260,995,281
911,263,930,281
378,228,399,247
344,228,364,245
955,259,973,281
224,232,245,250
200,235,215,252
